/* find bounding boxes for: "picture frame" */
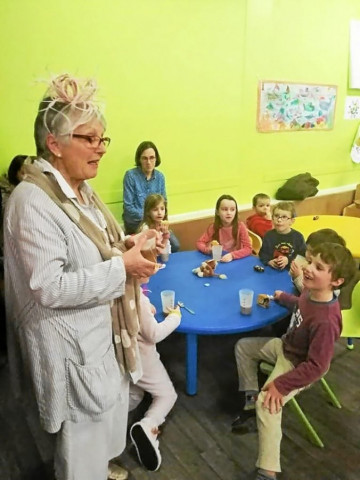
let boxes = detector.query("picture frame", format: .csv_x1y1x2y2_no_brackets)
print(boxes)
257,81,337,132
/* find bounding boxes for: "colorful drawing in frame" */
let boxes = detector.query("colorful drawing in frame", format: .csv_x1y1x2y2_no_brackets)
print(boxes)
257,81,337,132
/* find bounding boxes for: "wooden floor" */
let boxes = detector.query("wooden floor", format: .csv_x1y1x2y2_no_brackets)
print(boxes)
1,332,360,480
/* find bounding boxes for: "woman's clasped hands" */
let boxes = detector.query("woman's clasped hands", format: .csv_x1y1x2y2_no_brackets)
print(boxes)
123,229,163,278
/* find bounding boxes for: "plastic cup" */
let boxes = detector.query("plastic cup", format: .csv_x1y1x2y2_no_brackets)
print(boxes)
160,241,171,263
160,252,169,262
141,235,157,262
211,244,222,261
161,290,175,314
141,249,156,262
239,289,254,315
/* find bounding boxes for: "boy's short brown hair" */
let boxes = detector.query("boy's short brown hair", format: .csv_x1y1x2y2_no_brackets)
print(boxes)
306,229,346,249
252,193,270,207
311,242,356,289
272,201,296,218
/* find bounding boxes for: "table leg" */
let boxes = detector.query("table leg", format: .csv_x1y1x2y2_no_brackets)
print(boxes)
185,333,198,395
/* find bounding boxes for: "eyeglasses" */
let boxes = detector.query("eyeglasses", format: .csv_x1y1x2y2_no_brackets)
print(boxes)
71,134,111,149
273,214,292,221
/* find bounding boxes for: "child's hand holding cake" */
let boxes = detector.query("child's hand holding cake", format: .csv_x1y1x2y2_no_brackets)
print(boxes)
160,220,170,238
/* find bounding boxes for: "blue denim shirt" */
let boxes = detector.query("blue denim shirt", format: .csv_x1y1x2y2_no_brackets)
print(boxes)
122,167,166,233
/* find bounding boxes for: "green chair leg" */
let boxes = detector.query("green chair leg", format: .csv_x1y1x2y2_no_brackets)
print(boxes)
259,361,326,448
320,378,342,409
289,397,324,448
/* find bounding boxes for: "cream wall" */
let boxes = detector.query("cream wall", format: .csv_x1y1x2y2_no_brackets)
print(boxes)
0,0,359,221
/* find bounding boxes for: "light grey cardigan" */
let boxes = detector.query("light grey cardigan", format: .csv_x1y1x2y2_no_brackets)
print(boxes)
4,168,128,433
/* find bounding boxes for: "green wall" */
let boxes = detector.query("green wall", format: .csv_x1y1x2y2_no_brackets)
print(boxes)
1,0,359,220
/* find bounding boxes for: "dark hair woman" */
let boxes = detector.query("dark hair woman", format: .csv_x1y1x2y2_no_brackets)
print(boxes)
123,141,180,251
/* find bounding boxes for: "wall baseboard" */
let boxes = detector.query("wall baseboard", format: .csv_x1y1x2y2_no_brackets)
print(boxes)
168,183,357,223
170,186,356,251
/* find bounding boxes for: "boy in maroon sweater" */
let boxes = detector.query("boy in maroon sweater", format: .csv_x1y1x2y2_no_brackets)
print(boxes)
234,242,356,480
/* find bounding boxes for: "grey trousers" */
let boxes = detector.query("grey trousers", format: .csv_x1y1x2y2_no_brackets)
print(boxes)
234,337,301,473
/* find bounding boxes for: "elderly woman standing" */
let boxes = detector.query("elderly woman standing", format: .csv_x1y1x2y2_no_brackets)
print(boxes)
4,74,158,480
122,141,180,252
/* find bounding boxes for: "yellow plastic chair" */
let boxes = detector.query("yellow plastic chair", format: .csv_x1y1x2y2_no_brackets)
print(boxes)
247,229,262,256
341,280,360,349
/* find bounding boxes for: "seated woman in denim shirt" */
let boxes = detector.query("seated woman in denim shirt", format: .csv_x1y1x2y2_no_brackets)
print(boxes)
122,141,180,252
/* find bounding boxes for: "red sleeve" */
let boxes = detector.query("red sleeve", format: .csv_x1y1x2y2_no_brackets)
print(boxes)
246,214,273,238
278,291,299,310
196,224,214,254
231,223,252,259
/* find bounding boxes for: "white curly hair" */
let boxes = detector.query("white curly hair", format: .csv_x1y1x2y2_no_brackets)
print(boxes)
34,73,106,159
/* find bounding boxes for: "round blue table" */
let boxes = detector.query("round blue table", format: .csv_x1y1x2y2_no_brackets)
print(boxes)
149,251,293,395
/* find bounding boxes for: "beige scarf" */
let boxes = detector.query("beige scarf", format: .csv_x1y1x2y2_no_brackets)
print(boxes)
24,163,142,379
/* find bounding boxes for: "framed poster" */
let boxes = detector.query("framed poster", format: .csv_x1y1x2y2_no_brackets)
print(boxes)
257,81,337,132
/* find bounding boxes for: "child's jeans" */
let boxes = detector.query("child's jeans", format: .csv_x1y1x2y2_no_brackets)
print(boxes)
235,337,302,473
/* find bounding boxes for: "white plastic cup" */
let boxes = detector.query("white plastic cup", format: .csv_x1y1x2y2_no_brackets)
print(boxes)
211,244,222,261
160,240,171,263
140,235,157,262
239,289,254,315
161,290,175,314
160,252,169,262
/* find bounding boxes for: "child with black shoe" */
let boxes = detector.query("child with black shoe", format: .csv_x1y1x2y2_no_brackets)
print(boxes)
234,242,356,480
129,282,181,472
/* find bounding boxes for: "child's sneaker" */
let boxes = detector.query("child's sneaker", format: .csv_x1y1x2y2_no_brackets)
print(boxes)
255,470,277,480
231,409,257,434
244,391,258,410
130,419,161,471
